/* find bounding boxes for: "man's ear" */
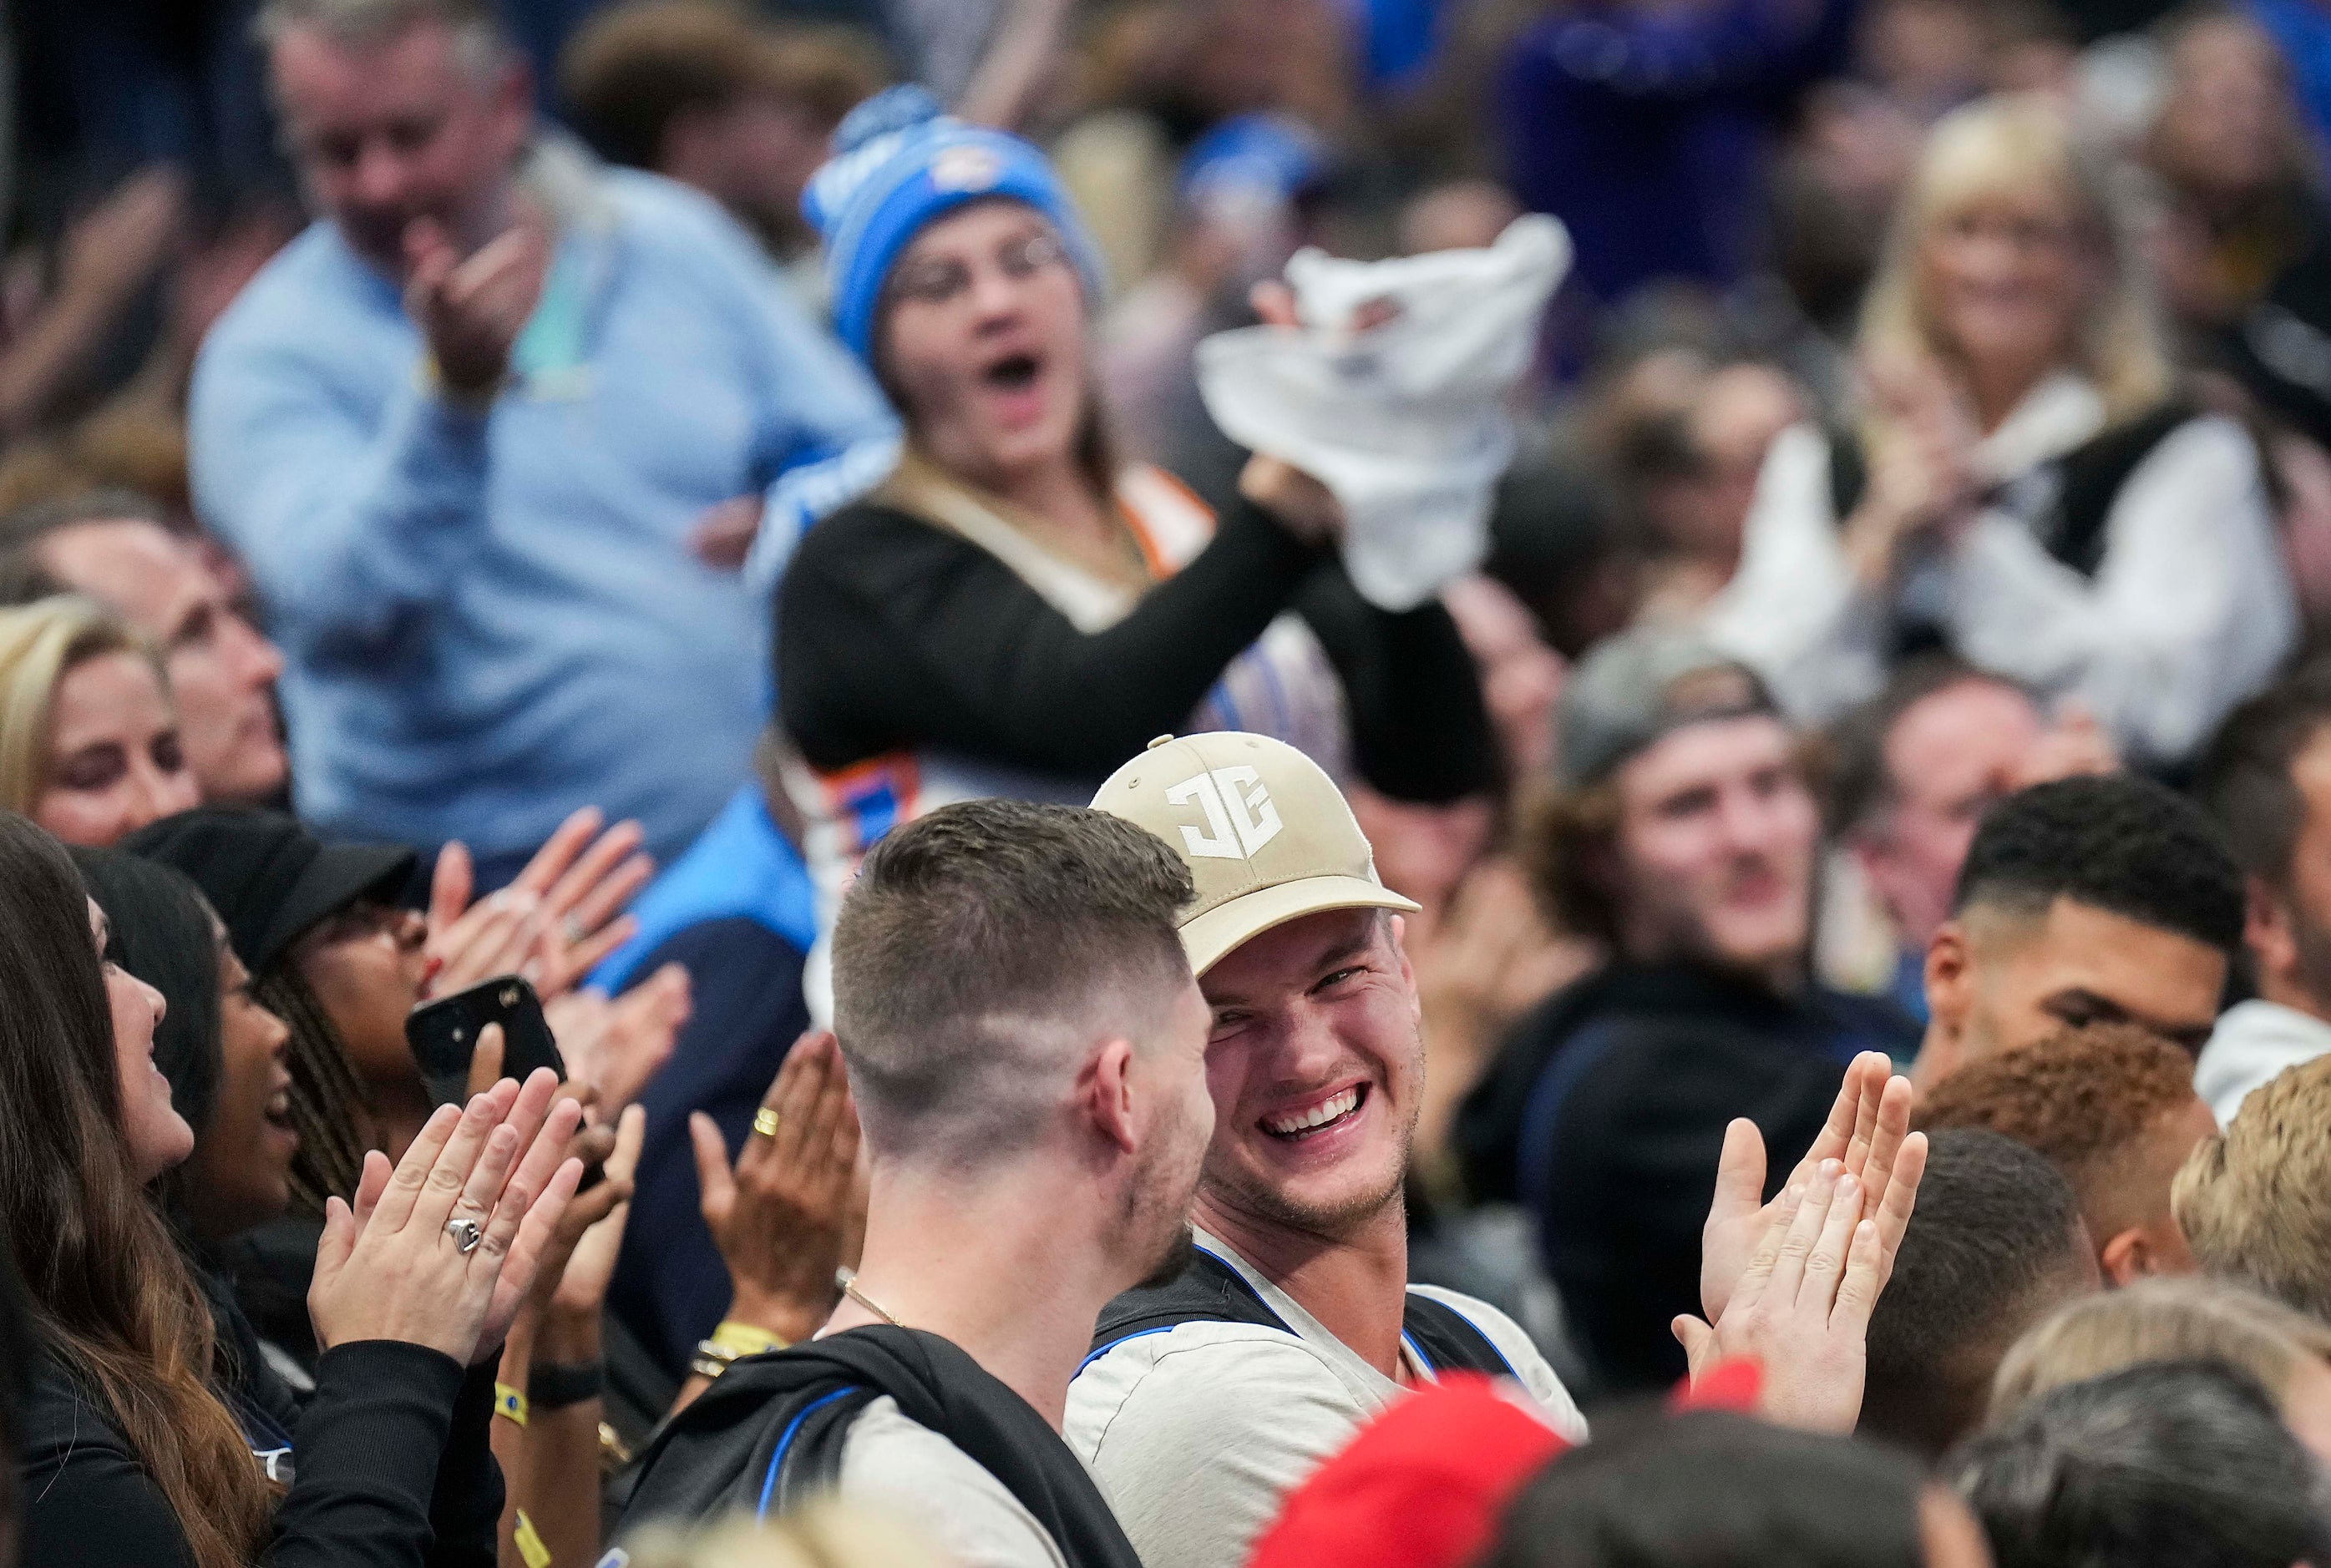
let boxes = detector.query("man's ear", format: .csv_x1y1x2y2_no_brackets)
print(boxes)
2247,874,2298,988
2098,1225,2151,1287
1085,1038,1139,1156
1912,923,1974,1090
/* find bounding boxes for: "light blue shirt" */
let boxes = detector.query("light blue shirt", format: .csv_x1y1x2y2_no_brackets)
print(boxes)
190,164,899,862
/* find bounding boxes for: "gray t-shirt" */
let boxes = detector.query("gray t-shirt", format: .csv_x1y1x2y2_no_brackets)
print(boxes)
1063,1232,1588,1568
839,1397,1074,1568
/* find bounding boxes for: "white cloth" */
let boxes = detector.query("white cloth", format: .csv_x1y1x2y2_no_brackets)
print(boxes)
1063,1231,1585,1568
839,1397,1073,1568
1193,215,1570,611
1703,373,2296,764
2196,999,2331,1127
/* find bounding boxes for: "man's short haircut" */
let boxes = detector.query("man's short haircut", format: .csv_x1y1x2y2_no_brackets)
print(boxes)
2173,1051,2331,1323
1913,1024,2203,1237
560,3,883,169
0,488,170,607
1826,653,2028,835
2195,659,2331,885
256,0,512,73
1951,1360,2331,1568
1862,1128,2092,1458
830,798,1193,1162
1480,1408,1925,1568
1950,774,2243,955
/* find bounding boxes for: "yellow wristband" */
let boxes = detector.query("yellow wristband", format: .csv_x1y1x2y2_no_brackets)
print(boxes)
514,1510,552,1568
494,1383,530,1428
710,1320,788,1358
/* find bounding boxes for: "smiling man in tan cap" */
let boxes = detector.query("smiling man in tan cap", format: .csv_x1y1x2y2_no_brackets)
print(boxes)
1066,731,1586,1568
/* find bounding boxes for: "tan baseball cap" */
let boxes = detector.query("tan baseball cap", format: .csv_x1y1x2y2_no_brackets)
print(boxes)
1092,731,1419,975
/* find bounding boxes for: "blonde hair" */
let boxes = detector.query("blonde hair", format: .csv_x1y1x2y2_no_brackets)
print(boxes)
1857,94,2173,425
0,595,164,815
2173,1054,2331,1323
617,1504,946,1568
1993,1276,2331,1421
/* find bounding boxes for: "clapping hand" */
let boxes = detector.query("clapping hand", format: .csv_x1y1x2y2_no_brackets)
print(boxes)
543,962,689,1120
404,209,550,397
1671,1140,1926,1433
310,1069,586,1366
1700,1052,1919,1323
424,807,656,1004
691,1032,863,1343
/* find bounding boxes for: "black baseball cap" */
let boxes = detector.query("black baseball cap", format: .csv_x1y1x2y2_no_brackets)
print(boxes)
123,807,418,975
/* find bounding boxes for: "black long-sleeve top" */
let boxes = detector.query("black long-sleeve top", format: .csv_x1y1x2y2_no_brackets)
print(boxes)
776,492,1497,804
18,1333,501,1568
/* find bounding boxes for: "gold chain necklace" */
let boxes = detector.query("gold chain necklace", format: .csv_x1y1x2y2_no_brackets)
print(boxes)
836,1267,905,1328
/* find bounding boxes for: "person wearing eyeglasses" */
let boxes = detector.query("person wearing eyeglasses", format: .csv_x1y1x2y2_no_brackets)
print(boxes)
758,85,1496,959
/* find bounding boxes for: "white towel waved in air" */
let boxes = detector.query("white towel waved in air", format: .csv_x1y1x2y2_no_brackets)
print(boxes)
1194,214,1569,610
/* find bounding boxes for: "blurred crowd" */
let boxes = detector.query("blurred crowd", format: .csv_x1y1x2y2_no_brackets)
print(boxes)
13,0,2331,1566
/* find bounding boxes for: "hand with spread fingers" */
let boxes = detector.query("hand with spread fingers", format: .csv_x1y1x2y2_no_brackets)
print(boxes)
309,1068,587,1365
423,806,656,1003
691,1030,863,1343
1671,1135,1928,1434
1700,1051,1919,1323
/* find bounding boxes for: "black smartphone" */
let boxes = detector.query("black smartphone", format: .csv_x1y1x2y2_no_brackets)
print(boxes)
407,974,565,1107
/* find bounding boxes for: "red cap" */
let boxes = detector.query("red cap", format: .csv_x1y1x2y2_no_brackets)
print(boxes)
1244,1375,1573,1568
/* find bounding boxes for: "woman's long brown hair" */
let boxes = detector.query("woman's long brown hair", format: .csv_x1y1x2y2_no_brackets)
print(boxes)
0,813,271,1568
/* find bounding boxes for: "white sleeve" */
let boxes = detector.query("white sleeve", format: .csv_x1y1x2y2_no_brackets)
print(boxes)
1064,1326,1374,1568
839,1400,1069,1568
1942,415,2296,763
1699,422,1888,724
1403,1286,1589,1441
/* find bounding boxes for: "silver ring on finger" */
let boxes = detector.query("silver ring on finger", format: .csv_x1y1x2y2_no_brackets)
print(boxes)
444,1216,484,1256
562,915,586,946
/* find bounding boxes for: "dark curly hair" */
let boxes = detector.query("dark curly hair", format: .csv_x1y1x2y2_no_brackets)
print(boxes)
1913,1023,2202,1231
1951,775,2242,954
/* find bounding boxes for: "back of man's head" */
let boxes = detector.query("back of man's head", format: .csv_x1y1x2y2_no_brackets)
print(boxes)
1951,775,2242,951
831,799,1193,1163
2196,660,2331,888
1862,1128,2096,1458
1914,1025,2215,1282
1479,1409,1929,1568
1951,1360,2331,1568
2174,1052,2331,1323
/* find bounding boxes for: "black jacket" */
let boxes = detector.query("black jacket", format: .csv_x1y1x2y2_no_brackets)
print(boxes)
1457,961,1918,1393
777,493,1497,803
18,1274,502,1568
621,1325,1141,1568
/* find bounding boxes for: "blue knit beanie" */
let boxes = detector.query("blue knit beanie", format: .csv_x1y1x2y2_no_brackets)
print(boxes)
803,85,1106,363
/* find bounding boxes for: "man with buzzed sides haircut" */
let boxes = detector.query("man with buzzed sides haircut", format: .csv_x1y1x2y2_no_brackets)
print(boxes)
619,799,1214,1568
0,491,290,805
1914,774,2243,1089
1074,732,1926,1568
1915,1024,2217,1285
1861,1128,2099,1459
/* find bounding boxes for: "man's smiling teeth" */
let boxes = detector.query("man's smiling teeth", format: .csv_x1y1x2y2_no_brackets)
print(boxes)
1264,1087,1361,1137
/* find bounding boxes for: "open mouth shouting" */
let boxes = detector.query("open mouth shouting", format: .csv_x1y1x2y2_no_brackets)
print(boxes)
1261,1082,1371,1142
